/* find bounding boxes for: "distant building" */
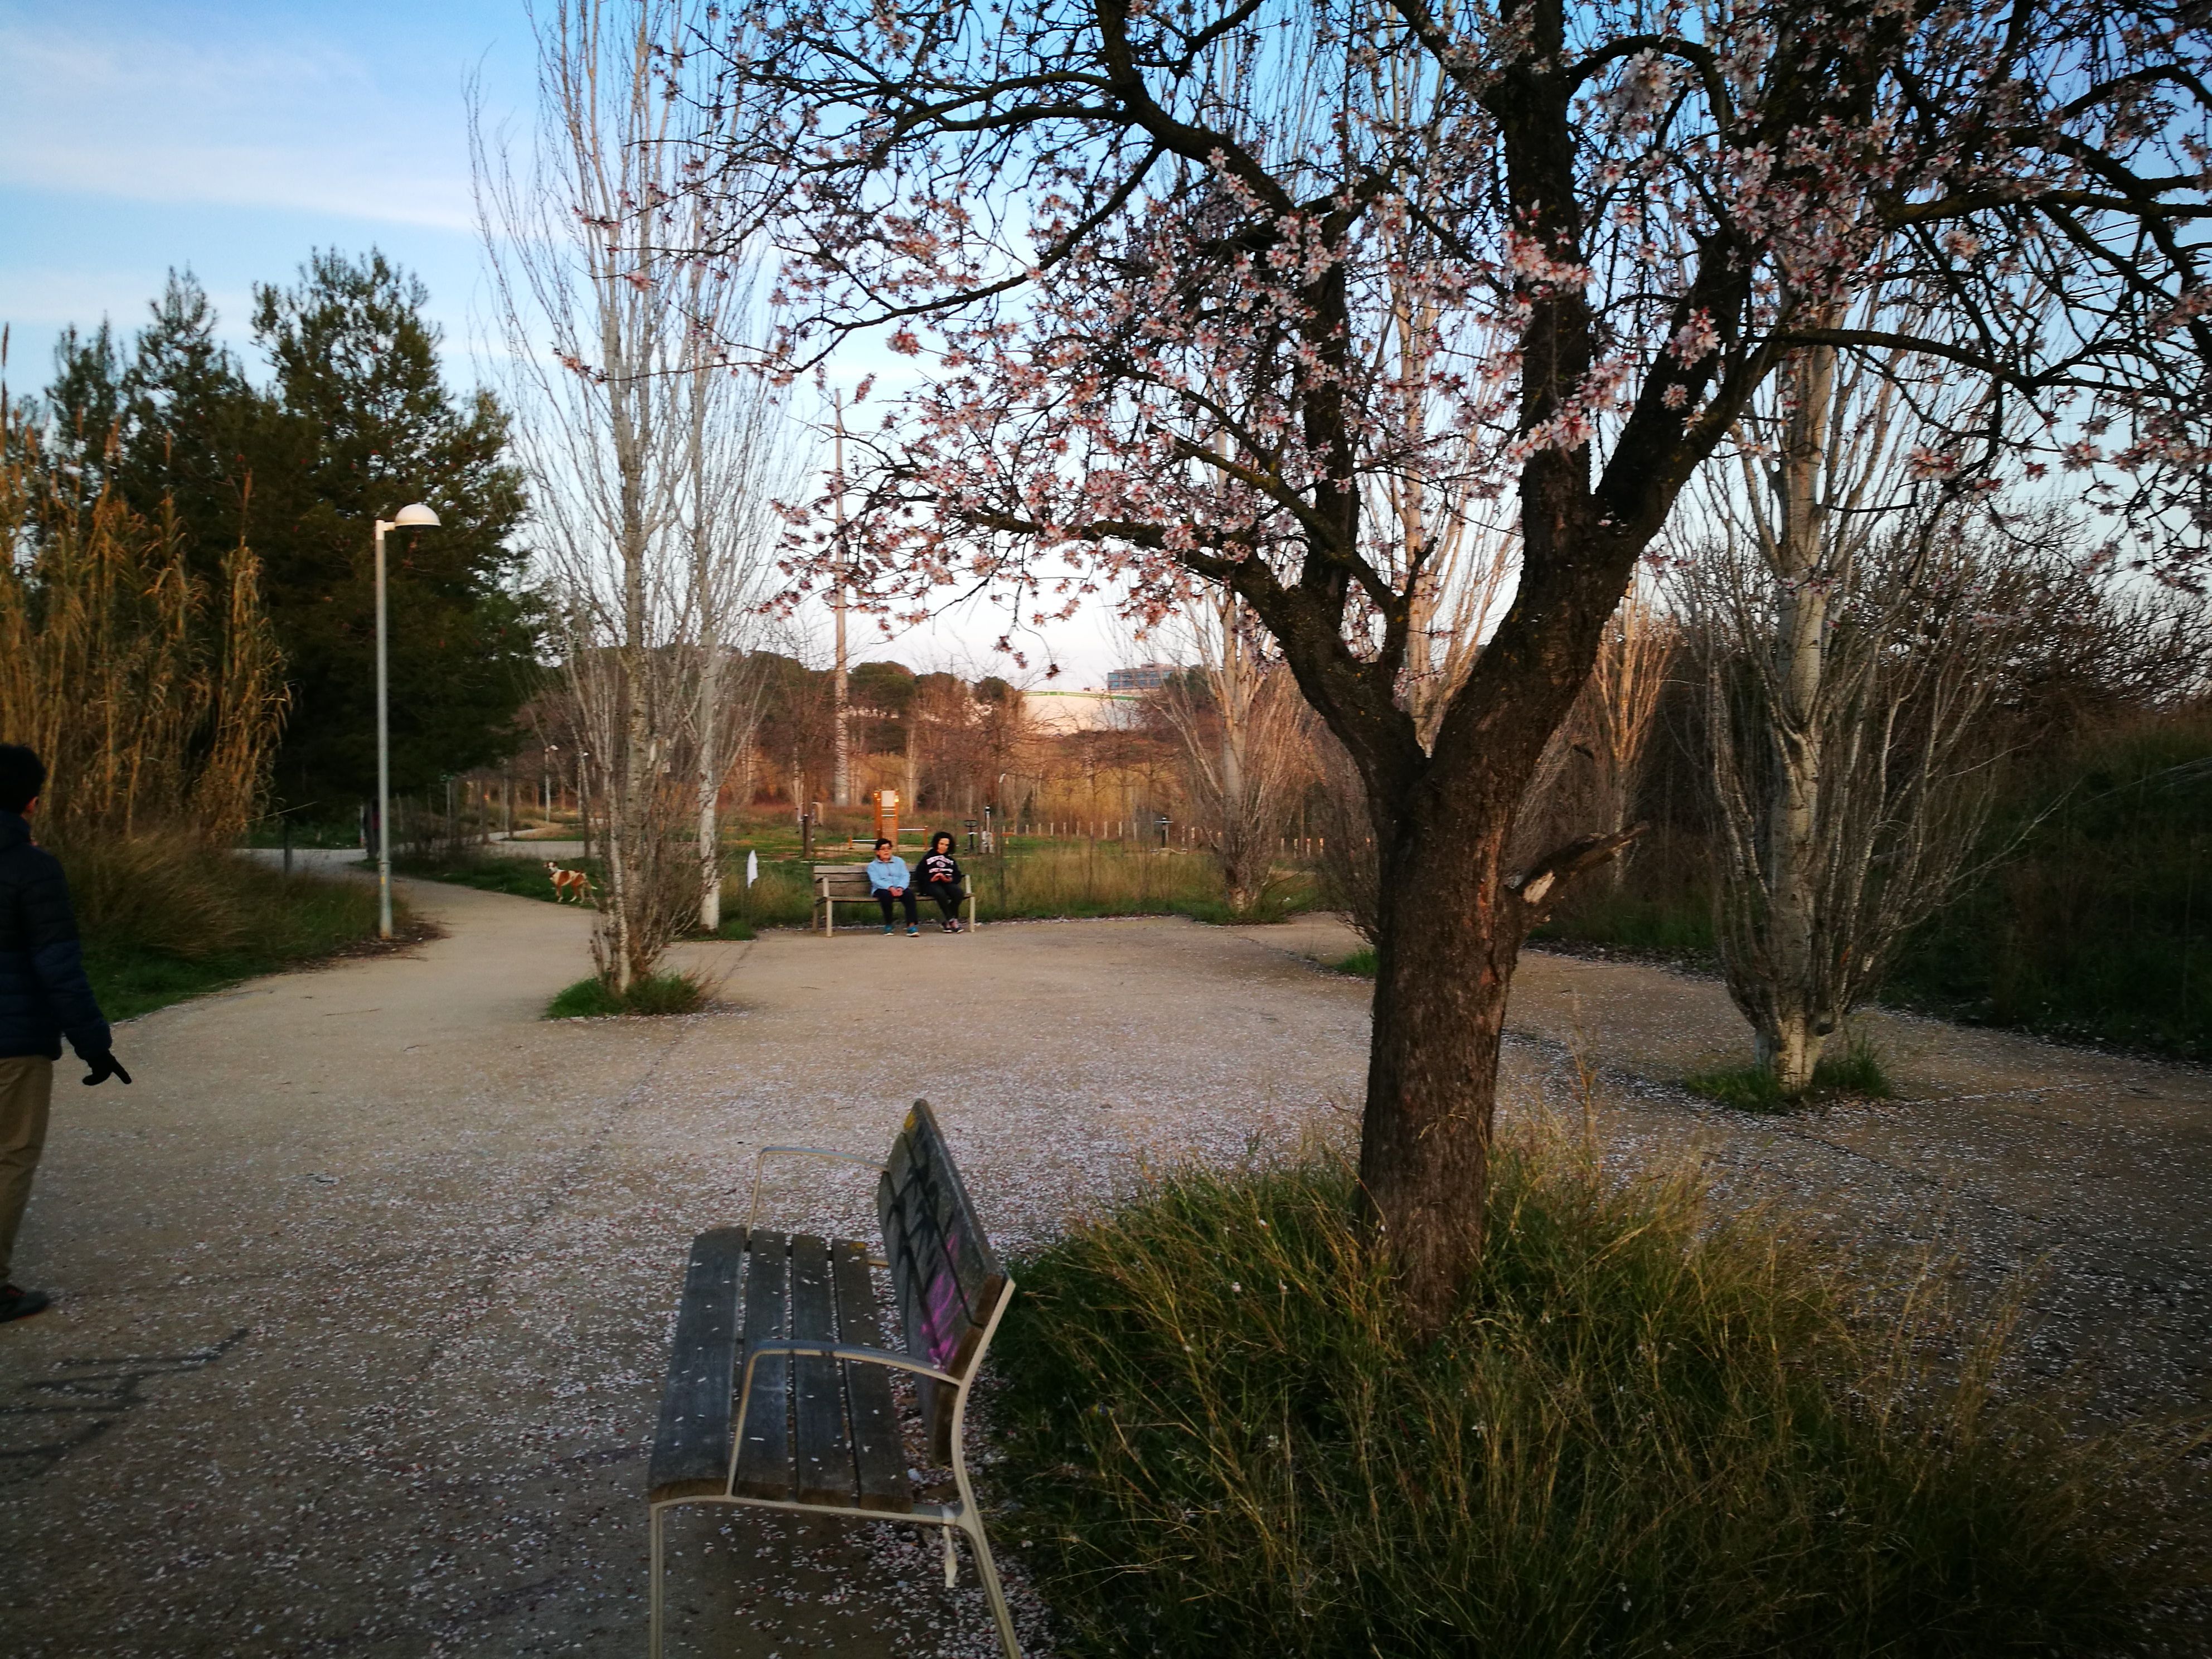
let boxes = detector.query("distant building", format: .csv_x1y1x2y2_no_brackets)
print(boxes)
1107,662,1177,693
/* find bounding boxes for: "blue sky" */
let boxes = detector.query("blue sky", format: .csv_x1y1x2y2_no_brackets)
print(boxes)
0,0,531,381
0,0,1126,682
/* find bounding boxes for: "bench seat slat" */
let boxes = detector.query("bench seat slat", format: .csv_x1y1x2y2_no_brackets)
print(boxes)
647,1226,748,1504
731,1229,793,1502
832,1240,911,1513
791,1234,857,1507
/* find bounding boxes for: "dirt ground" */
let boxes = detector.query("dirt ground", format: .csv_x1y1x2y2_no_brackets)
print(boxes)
2,875,2206,1657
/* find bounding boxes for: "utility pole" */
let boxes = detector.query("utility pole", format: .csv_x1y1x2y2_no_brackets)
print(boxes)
831,392,852,808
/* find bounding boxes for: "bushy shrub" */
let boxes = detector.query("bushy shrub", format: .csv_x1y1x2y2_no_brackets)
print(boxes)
57,841,387,1021
990,1135,2199,1658
60,835,254,959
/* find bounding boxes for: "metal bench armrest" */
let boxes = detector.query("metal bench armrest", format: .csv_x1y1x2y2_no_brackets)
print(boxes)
740,1340,962,1391
731,1341,966,1485
746,1146,890,1230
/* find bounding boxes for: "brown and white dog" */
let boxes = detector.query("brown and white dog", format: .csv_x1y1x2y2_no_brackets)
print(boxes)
545,861,594,904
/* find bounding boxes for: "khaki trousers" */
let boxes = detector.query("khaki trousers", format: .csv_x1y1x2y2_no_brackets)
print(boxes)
0,1055,54,1286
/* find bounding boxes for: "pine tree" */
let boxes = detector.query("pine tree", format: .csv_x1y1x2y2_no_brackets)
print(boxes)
246,250,542,807
114,271,258,571
36,256,545,813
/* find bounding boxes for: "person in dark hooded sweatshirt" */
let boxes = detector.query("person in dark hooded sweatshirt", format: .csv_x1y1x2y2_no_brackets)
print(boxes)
915,830,967,932
0,745,130,1323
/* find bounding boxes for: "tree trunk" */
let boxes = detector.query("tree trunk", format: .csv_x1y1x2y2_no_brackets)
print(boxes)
1219,719,1250,909
1757,1012,1821,1098
1758,345,1837,1096
697,756,722,932
1355,799,1517,1319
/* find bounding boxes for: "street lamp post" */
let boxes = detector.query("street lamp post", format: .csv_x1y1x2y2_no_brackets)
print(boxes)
372,503,442,939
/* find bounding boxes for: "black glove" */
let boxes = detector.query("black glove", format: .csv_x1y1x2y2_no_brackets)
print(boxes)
81,1051,132,1086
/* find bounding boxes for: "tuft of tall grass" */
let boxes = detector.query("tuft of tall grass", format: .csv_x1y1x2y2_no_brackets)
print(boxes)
1684,1034,1895,1110
981,841,1314,923
989,1133,2200,1658
545,970,707,1018
0,402,285,846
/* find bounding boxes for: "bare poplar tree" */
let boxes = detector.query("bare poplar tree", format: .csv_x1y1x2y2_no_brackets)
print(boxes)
1152,596,1313,914
474,0,787,984
1681,334,2029,1095
1583,584,1674,887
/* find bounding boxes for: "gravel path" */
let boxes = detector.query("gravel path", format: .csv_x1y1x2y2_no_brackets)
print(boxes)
2,880,2205,1657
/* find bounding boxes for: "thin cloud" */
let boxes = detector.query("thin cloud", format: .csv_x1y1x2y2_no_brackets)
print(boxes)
0,17,477,230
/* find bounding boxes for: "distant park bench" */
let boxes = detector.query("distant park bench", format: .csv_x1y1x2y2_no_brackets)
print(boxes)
810,862,976,935
646,1100,1020,1658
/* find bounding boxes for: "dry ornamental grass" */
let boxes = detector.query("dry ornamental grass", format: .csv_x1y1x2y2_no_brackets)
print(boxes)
987,1127,2206,1658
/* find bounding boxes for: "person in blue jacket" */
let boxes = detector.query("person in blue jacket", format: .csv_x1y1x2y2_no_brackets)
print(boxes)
864,838,919,935
0,745,131,1324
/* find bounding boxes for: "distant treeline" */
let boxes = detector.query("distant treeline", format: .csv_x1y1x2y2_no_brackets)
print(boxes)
1542,657,2212,1063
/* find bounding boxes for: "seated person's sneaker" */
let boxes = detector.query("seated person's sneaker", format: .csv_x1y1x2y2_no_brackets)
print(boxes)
0,1285,51,1323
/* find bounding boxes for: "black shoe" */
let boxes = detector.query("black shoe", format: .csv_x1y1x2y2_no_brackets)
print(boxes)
0,1285,51,1323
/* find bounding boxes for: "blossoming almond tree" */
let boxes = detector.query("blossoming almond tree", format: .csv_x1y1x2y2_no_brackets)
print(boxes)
700,0,2211,1330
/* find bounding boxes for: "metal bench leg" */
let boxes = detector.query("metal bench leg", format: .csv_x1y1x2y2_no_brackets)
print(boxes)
649,1502,667,1659
959,1512,1021,1659
948,1372,1020,1658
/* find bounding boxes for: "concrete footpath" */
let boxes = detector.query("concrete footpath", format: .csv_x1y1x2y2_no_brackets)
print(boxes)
2,885,2206,1656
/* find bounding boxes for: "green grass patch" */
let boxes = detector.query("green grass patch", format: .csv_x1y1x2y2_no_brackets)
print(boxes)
715,856,817,933
544,971,708,1018
61,842,399,1022
396,849,822,935
989,1137,2201,1659
405,835,1326,933
1532,889,1718,962
1327,945,1376,977
395,852,597,904
1683,1035,1896,1110
965,842,1318,924
1885,711,2212,1060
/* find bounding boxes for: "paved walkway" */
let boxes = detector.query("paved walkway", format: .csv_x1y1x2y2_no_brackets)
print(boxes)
2,885,2206,1656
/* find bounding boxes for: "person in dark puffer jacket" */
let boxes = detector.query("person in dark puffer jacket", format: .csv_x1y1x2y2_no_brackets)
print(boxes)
0,745,131,1324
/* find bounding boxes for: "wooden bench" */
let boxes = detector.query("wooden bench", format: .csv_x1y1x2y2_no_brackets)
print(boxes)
811,862,977,935
646,1099,1019,1659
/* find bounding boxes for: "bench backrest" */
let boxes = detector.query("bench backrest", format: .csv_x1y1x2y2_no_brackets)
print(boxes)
814,864,964,899
875,1098,1006,1461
